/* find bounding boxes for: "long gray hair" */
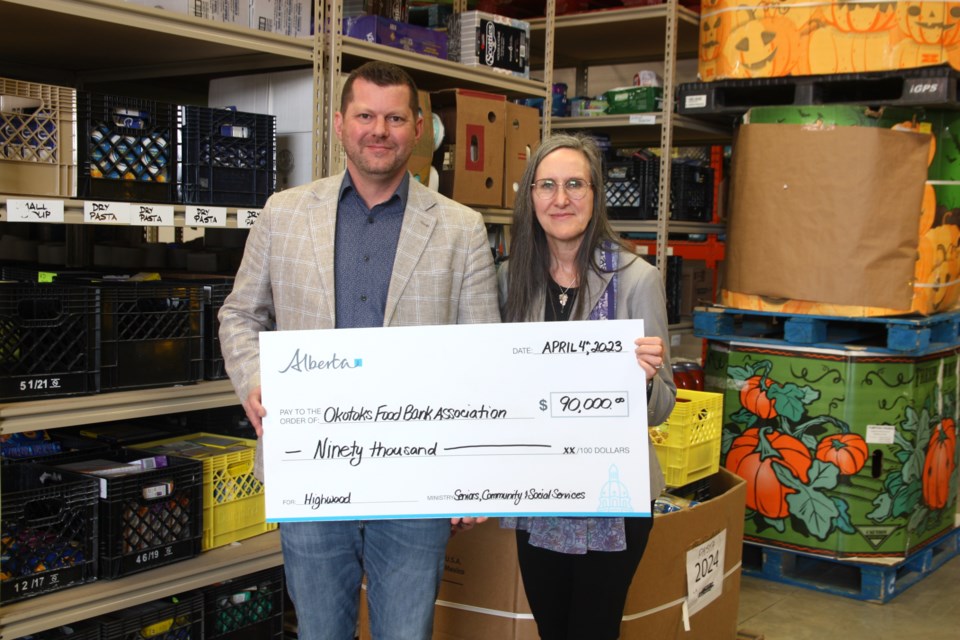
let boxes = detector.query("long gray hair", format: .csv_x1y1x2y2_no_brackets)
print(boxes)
504,132,630,323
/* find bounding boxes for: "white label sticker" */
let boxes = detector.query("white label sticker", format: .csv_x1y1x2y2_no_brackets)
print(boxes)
238,209,262,229
628,114,657,125
6,198,65,223
866,424,897,445
686,529,726,616
84,201,131,225
685,94,708,109
132,203,175,227
187,205,228,227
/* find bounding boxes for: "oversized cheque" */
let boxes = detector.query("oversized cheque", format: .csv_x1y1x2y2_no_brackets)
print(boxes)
260,319,652,521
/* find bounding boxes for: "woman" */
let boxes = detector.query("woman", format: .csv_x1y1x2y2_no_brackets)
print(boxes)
499,132,677,640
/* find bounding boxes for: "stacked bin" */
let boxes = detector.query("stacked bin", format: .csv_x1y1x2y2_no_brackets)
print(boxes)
133,432,276,551
0,76,76,197
54,450,203,579
1,464,99,603
604,155,714,221
180,106,276,208
98,281,205,392
204,566,285,640
98,591,204,640
78,92,178,203
0,283,101,402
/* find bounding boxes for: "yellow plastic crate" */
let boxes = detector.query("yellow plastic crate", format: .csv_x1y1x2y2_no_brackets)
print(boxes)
651,389,723,488
133,432,276,550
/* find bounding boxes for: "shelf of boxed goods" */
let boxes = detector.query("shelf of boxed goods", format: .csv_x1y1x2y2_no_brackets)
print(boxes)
2,0,312,81
0,380,285,640
339,36,546,98
0,4,298,634
531,2,731,274
529,3,730,146
0,529,282,638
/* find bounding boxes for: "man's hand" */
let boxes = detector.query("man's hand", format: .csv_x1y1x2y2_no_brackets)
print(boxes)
243,386,266,436
449,516,488,535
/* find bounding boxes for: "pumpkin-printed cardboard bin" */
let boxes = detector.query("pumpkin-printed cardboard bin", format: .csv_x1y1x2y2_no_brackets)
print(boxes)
699,0,960,82
722,113,960,317
705,339,959,559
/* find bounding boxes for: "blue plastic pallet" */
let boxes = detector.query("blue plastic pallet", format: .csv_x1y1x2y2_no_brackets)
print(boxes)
693,306,960,356
742,527,960,604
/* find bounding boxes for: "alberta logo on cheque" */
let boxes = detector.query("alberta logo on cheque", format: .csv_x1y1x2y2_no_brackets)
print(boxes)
278,348,363,374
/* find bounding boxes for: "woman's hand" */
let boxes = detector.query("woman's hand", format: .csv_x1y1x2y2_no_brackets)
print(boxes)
635,336,666,382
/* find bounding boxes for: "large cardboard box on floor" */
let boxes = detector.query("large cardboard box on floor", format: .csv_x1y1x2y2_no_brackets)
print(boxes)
432,89,506,207
698,0,960,81
358,469,745,639
705,341,960,559
502,102,540,209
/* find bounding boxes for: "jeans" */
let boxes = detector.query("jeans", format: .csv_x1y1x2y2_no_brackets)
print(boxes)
281,519,450,640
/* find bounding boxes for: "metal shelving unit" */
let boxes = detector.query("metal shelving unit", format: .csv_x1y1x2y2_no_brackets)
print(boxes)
0,2,548,634
530,2,731,276
0,530,282,639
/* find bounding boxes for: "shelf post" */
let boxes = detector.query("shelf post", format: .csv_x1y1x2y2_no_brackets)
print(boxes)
312,0,325,179
657,0,680,282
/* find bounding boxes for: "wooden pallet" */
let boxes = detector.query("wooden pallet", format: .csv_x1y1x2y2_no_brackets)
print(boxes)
741,527,960,604
693,307,960,355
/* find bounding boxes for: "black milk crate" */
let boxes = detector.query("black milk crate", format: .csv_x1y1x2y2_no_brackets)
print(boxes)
19,620,100,640
671,163,714,222
181,106,276,207
1,431,111,465
99,281,204,392
204,566,285,640
78,92,178,203
1,464,99,603
0,283,100,402
643,255,683,325
604,156,657,220
604,157,714,221
99,590,204,640
203,278,234,381
56,449,203,579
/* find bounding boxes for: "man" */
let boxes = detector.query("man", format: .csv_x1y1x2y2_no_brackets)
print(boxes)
218,61,499,639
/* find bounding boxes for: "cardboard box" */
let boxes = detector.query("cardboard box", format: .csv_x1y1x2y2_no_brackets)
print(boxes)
432,89,506,207
502,102,539,209
447,10,530,78
126,0,214,18
698,0,960,81
250,0,309,36
358,469,746,639
343,15,447,59
722,121,952,317
705,341,960,559
410,90,435,187
680,259,716,318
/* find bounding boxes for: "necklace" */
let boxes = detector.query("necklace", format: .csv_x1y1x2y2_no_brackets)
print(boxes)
548,277,578,321
551,266,578,310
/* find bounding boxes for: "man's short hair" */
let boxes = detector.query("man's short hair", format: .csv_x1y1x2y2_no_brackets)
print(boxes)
340,61,419,116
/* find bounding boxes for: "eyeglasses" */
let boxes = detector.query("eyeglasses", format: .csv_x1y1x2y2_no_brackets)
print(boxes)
531,178,592,201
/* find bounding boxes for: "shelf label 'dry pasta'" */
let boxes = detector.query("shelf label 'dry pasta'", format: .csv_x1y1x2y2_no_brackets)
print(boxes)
260,320,652,522
186,205,227,227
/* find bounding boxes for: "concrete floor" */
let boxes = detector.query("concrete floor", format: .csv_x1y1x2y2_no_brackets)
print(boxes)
737,554,960,640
